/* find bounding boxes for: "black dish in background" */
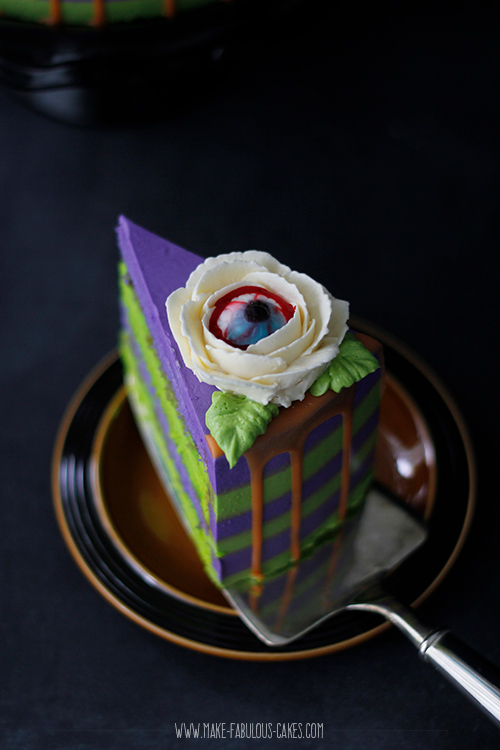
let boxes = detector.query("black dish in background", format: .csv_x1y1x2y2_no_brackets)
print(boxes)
0,0,308,125
52,326,475,659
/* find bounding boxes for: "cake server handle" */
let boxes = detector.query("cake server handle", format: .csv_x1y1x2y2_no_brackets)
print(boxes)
348,590,500,727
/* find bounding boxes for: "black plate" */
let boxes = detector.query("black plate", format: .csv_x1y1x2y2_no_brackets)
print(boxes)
52,324,475,660
0,1,308,125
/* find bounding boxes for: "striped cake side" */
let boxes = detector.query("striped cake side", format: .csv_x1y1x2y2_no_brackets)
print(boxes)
119,267,224,582
210,370,381,586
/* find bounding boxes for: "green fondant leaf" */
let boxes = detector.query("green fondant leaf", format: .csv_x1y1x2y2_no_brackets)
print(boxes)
310,333,380,396
206,392,279,469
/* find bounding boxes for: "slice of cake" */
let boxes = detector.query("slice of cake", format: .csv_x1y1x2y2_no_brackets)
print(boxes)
117,216,383,589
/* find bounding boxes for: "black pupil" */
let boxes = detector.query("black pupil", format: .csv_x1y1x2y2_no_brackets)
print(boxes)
244,300,271,323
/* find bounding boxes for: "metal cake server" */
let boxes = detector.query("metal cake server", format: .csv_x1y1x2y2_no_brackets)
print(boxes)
129,400,500,727
223,488,500,727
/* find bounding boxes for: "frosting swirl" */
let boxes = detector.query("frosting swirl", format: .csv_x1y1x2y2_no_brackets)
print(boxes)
166,250,349,408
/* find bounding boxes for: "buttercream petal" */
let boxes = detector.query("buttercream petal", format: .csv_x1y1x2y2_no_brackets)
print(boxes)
283,270,333,340
260,318,317,364
206,345,288,378
179,297,213,367
183,251,256,291
247,307,304,356
196,259,274,298
242,270,306,306
237,250,292,276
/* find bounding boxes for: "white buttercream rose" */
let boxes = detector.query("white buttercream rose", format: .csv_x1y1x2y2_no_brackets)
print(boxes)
166,251,349,408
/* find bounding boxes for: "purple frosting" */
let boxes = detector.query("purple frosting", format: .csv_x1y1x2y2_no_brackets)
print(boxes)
117,216,223,485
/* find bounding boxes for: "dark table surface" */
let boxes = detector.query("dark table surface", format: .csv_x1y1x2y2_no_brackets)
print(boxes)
2,3,500,748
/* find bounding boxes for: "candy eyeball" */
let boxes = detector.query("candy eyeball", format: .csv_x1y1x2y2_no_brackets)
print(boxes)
209,285,295,349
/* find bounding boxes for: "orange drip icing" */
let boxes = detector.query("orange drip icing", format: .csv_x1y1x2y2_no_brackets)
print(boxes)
245,384,356,584
165,0,176,18
245,456,265,582
338,389,355,521
92,0,106,27
205,434,224,459
289,447,304,561
48,0,62,25
204,332,381,605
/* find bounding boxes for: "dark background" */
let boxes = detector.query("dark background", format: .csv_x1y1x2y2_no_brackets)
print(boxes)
1,2,499,748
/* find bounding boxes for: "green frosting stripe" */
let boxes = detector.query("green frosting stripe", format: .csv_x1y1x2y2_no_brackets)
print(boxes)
352,379,381,433
120,333,219,582
119,265,212,519
351,428,378,472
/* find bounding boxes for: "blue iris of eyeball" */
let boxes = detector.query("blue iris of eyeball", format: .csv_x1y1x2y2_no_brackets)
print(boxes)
210,286,294,349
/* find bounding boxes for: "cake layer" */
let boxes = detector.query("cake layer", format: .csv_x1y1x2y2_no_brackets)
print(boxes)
117,217,383,588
